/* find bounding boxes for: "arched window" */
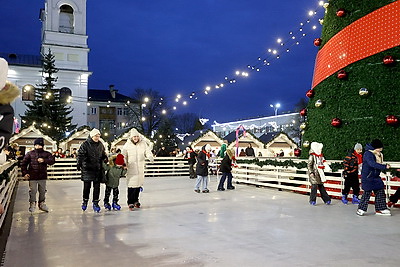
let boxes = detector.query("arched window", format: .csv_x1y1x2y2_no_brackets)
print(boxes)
60,87,72,103
22,84,36,101
59,5,74,33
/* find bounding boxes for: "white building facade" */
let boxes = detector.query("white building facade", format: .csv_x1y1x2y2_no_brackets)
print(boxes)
6,0,90,129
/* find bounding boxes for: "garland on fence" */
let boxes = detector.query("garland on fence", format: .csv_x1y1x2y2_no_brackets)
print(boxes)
236,158,343,173
0,162,18,183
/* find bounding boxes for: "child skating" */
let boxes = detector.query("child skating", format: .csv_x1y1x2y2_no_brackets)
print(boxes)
102,154,127,211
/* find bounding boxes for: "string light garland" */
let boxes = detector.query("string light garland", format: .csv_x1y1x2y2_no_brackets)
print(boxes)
109,1,328,124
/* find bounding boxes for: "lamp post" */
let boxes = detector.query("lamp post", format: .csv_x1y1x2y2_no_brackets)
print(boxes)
270,103,281,116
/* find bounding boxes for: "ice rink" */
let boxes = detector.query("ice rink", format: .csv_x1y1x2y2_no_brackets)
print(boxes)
3,176,399,267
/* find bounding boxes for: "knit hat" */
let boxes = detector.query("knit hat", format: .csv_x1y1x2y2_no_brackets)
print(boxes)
205,144,211,152
89,128,101,137
34,138,44,147
129,128,140,138
115,154,125,165
371,139,383,149
0,57,19,105
354,143,362,151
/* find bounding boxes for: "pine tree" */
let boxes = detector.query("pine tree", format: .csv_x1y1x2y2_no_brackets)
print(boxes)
301,0,400,160
21,49,76,143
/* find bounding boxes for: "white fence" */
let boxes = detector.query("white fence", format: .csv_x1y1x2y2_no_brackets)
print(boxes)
232,160,400,202
0,161,18,229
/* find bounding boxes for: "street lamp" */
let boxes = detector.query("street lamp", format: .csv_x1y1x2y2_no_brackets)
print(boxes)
270,103,281,116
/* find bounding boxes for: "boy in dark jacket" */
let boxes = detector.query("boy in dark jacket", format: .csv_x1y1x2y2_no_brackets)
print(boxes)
217,148,237,191
194,144,211,193
342,143,363,204
21,138,55,213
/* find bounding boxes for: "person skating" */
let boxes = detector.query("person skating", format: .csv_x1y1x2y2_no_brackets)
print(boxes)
21,138,55,213
77,128,107,213
217,148,237,191
194,144,212,193
307,142,332,205
341,143,363,204
122,128,154,211
357,139,391,216
102,154,127,211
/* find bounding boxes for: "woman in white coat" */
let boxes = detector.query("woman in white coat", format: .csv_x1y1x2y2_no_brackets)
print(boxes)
122,128,154,210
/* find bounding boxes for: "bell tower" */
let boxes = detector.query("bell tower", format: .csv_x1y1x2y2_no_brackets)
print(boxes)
40,0,89,71
39,0,90,127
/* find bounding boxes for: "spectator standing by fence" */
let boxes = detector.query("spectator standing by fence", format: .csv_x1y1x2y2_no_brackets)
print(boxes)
21,138,55,213
357,139,391,216
77,128,107,213
245,144,255,157
185,146,197,179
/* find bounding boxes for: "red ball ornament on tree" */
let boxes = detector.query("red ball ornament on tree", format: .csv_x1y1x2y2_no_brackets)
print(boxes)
336,8,346,17
306,89,315,98
300,108,307,117
337,70,347,80
294,148,301,157
331,118,342,127
383,55,395,65
314,38,322,47
386,115,399,126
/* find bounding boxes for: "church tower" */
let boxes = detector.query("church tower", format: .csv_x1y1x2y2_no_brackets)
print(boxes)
40,0,90,126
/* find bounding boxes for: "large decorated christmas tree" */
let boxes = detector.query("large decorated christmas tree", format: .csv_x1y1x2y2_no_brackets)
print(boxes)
301,0,400,160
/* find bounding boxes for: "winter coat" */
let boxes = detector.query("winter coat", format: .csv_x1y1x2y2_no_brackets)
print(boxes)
343,150,362,176
307,142,330,185
219,143,227,158
219,148,235,173
21,148,55,180
196,145,210,176
245,147,255,157
122,129,154,188
186,150,197,165
0,79,19,153
361,144,387,191
77,137,107,182
102,162,127,188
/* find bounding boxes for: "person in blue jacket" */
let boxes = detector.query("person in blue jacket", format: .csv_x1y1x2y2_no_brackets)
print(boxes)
356,139,391,216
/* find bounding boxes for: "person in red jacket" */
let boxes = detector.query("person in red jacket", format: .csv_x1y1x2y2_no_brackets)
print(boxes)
21,138,55,213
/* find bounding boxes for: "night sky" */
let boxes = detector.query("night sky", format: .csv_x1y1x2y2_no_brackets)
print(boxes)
0,1,325,123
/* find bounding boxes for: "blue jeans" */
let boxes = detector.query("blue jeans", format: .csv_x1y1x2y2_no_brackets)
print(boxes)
195,175,208,191
218,172,233,189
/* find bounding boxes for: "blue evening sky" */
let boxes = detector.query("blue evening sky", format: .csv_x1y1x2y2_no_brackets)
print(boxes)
0,1,324,123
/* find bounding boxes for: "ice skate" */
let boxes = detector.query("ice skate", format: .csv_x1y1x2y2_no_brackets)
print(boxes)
29,202,36,213
39,202,49,212
93,200,101,213
112,202,121,210
341,195,348,204
104,203,112,211
134,202,141,209
81,199,88,211
352,195,360,204
128,204,135,211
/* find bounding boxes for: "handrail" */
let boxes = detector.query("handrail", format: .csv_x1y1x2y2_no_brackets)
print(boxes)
0,160,18,229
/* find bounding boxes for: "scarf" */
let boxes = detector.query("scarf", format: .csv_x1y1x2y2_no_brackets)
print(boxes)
370,150,383,164
311,152,326,182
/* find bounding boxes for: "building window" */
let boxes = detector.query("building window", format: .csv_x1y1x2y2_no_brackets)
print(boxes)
22,84,35,101
117,108,123,116
123,108,129,116
60,87,72,103
91,107,97,115
59,5,74,33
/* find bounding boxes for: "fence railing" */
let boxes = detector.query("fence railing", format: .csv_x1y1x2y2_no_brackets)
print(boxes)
232,160,400,201
0,161,19,229
14,157,400,202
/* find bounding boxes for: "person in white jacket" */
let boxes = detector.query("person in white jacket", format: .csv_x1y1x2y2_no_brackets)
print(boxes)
122,128,154,211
